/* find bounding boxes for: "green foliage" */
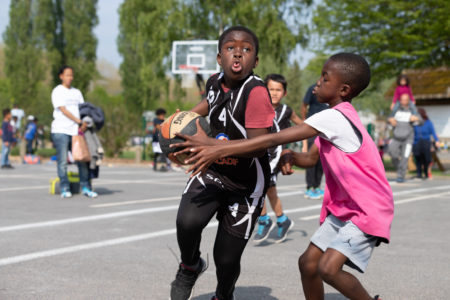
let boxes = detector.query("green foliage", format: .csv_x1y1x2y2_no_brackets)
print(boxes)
35,0,99,94
35,147,56,157
353,78,394,118
312,0,450,80
3,0,45,107
118,0,311,112
86,86,139,157
284,61,303,113
118,0,186,112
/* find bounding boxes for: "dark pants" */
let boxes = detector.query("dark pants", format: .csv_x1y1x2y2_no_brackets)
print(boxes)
177,171,263,300
26,139,34,154
306,137,323,189
413,139,431,178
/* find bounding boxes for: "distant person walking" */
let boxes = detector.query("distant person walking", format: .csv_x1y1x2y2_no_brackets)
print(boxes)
301,84,328,199
413,108,439,179
25,115,37,154
388,93,421,183
51,65,97,198
1,108,16,169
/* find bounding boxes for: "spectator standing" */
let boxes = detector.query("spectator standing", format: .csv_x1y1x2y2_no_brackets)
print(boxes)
11,104,25,131
300,84,328,199
25,115,37,154
51,65,97,198
1,108,16,169
388,93,422,182
413,107,439,179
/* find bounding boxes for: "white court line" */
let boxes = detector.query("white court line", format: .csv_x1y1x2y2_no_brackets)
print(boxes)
0,205,179,232
3,185,450,232
90,190,306,208
0,190,307,231
91,196,181,208
297,190,450,222
299,214,320,221
0,178,187,193
0,190,448,266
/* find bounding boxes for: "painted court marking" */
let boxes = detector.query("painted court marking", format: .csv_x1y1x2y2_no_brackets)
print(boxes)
0,190,448,266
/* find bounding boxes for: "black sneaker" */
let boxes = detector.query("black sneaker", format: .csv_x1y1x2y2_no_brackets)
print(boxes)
253,218,274,244
275,218,294,243
170,258,207,300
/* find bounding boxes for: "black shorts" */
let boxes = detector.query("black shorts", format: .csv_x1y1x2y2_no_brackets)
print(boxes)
181,169,266,239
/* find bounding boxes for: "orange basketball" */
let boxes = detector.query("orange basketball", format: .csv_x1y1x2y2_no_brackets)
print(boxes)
158,111,211,164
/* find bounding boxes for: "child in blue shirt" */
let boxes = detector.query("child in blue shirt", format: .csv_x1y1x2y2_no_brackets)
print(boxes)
25,115,38,154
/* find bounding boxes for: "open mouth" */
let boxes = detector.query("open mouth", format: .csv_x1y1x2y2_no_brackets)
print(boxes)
231,61,242,73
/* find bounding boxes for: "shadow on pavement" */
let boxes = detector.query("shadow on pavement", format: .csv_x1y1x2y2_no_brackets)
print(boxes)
92,187,122,195
194,286,277,299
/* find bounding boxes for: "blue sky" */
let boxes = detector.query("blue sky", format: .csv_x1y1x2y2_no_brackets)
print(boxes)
0,0,314,69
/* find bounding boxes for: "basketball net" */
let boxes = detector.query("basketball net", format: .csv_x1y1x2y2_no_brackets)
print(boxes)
180,65,198,89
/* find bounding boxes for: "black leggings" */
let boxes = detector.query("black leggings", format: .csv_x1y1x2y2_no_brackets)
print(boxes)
176,191,250,300
413,139,431,178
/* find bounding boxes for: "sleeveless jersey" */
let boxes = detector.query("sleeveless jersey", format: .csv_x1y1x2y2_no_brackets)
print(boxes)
315,101,394,242
274,104,293,130
205,72,271,197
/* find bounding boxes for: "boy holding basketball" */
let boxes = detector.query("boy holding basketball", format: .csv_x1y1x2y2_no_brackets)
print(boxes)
170,26,275,300
253,74,303,244
175,53,394,300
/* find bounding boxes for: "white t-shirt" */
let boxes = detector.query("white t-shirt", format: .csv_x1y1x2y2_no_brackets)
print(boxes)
304,108,362,153
11,108,25,129
51,84,84,136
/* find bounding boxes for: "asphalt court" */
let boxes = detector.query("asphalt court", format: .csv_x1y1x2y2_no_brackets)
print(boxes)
1,163,449,299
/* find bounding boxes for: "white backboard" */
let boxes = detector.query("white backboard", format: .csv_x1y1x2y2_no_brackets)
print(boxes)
172,40,219,75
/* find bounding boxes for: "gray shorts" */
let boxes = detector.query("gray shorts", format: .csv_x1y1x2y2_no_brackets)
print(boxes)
311,214,377,273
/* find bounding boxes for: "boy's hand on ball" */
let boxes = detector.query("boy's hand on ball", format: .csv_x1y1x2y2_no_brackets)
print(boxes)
279,149,294,175
171,119,213,152
184,146,222,176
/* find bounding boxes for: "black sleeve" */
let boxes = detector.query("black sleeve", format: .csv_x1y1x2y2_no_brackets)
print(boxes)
303,85,314,105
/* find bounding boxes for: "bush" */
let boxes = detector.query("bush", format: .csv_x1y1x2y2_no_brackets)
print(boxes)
35,148,56,157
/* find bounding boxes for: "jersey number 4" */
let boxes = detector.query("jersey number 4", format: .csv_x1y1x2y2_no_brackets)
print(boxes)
219,108,227,126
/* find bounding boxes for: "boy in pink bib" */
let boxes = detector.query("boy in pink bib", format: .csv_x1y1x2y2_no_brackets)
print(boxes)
172,53,393,300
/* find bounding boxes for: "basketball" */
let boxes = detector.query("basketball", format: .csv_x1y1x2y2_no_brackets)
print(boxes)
158,111,211,164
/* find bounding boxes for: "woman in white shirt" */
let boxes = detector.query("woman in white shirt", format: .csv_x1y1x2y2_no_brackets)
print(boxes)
51,65,98,198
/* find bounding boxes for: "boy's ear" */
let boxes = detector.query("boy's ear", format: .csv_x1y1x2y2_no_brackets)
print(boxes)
254,56,259,68
340,84,351,99
216,53,222,67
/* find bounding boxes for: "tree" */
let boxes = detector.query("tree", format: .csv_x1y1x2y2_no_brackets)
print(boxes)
118,0,186,112
118,0,311,112
3,0,44,107
312,0,450,80
35,0,98,93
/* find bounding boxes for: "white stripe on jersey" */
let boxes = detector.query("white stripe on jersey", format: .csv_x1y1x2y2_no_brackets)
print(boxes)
250,158,265,198
208,90,221,119
232,76,254,114
229,110,247,138
277,104,287,125
270,122,282,172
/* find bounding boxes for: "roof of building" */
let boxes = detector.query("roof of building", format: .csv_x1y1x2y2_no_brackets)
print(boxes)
386,66,450,100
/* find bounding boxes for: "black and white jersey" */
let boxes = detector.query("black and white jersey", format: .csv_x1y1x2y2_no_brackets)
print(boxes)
205,72,271,197
274,104,293,131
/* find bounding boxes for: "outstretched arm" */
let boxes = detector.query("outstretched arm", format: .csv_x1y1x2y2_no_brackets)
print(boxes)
174,121,319,176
